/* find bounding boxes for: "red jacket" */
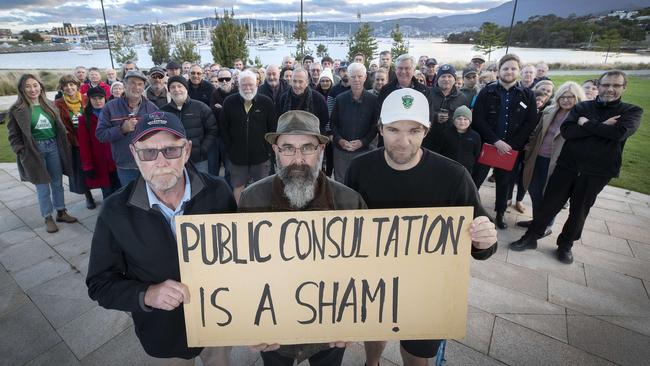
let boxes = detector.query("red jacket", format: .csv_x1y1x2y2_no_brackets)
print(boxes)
77,112,117,188
80,82,111,99
55,95,87,147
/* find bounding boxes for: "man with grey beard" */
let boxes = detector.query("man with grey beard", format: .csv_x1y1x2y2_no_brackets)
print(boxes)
238,110,365,365
220,70,277,202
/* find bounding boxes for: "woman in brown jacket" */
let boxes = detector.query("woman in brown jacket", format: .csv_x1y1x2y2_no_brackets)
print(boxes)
54,74,96,209
7,74,78,233
516,81,586,232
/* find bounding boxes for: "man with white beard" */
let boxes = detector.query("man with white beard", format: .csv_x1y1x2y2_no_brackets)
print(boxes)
160,76,218,173
220,70,277,202
238,110,365,366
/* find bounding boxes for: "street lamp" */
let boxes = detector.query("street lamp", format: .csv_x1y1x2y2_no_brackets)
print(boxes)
100,0,114,69
505,0,518,54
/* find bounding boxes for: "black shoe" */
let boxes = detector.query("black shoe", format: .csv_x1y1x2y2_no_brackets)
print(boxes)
541,228,553,238
516,220,532,228
496,213,508,229
510,235,538,251
85,192,96,210
557,248,574,264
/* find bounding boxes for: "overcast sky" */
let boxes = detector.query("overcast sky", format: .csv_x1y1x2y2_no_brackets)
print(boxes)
0,0,509,31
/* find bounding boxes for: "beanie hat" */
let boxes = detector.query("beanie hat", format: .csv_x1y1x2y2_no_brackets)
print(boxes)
453,105,472,122
86,86,106,98
437,64,457,80
319,68,334,83
167,75,188,90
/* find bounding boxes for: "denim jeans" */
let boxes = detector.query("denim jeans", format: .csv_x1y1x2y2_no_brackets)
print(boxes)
34,139,65,217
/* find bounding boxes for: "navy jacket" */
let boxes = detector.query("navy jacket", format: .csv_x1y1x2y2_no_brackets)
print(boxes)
472,81,537,151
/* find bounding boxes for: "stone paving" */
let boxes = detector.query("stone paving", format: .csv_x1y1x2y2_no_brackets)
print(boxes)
1,162,649,366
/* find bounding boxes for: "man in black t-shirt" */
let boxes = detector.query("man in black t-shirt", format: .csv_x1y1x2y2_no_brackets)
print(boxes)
345,88,497,366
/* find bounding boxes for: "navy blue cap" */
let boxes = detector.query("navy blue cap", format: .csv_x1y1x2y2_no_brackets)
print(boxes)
437,64,457,80
132,111,187,143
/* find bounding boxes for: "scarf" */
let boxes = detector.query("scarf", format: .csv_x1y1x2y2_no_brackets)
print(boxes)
63,92,83,115
282,87,314,115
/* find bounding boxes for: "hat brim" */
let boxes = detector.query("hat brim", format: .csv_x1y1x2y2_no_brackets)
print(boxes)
265,131,329,145
132,127,186,143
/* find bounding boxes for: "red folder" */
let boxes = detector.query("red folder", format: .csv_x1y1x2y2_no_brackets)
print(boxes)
478,143,519,171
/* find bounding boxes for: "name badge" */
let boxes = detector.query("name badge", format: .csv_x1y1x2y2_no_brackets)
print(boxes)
519,101,527,109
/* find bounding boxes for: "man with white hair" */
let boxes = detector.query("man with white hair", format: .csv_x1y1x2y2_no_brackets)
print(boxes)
330,62,378,182
105,68,118,85
377,54,428,110
345,88,497,366
281,55,295,70
220,69,277,202
309,62,322,88
258,64,289,105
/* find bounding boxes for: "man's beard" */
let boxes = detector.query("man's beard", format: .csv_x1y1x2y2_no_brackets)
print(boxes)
277,154,322,209
219,84,232,93
240,89,257,101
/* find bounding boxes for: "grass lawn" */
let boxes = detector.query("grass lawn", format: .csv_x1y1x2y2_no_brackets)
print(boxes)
1,74,649,194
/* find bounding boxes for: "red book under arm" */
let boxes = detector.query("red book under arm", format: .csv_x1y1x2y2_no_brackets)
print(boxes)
477,143,519,171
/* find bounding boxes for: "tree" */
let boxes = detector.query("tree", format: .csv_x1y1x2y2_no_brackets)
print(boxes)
249,56,263,68
293,19,310,61
316,43,328,58
112,29,138,66
20,30,43,43
211,9,248,67
597,29,623,63
473,22,505,61
171,39,201,64
347,23,377,66
148,25,170,66
390,23,409,60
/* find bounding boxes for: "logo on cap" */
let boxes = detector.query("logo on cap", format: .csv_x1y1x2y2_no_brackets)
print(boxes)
402,94,414,109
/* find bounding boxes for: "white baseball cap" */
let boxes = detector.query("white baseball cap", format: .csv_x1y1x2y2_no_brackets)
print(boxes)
380,88,430,128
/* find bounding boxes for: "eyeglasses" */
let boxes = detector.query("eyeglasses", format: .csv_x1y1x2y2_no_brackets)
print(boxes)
599,83,625,89
151,74,164,79
134,145,185,161
218,77,232,82
277,144,319,156
190,71,203,75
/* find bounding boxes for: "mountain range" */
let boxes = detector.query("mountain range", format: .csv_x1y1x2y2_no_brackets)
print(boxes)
186,0,648,36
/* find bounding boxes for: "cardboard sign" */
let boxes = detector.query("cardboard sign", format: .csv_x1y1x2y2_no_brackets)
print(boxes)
175,207,473,347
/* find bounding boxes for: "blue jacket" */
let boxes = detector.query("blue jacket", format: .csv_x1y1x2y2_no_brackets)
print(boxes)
95,96,158,169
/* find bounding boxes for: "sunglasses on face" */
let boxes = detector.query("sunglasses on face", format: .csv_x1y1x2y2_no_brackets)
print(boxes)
134,145,185,161
151,74,164,79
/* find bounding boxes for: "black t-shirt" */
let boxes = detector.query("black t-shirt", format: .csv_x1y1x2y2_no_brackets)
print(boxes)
345,148,495,259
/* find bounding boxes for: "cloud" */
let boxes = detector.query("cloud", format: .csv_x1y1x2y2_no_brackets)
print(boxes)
0,0,507,30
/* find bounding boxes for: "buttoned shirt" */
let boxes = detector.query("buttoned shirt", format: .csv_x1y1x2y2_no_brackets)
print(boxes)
145,168,191,236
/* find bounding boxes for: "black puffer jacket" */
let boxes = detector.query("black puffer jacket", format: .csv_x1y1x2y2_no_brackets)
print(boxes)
557,97,643,178
220,93,277,165
161,98,218,163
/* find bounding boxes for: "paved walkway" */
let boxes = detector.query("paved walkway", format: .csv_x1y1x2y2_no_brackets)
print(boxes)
1,162,649,366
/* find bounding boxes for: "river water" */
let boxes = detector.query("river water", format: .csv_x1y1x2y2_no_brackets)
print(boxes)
1,38,649,69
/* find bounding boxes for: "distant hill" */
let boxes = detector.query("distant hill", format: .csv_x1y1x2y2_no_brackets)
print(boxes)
186,0,648,36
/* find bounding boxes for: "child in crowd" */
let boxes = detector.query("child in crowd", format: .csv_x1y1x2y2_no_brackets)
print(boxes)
431,105,481,175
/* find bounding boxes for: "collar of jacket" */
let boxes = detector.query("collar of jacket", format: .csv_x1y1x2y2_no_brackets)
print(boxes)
127,162,206,211
494,80,526,94
270,171,334,211
432,85,459,98
594,96,622,108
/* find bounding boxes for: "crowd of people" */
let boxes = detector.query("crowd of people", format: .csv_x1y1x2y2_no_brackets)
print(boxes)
5,48,643,366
